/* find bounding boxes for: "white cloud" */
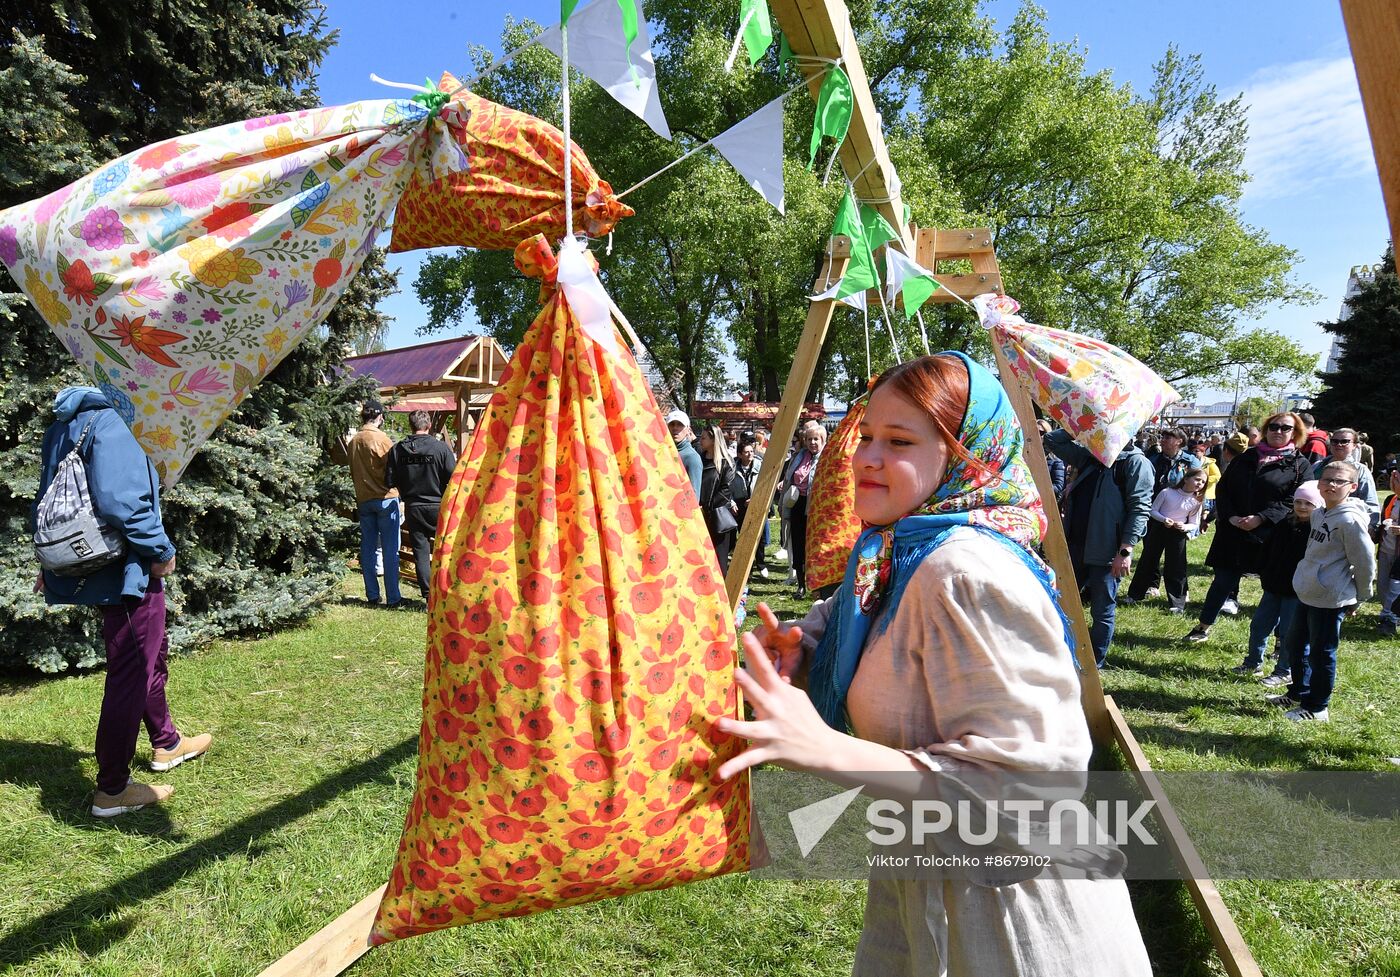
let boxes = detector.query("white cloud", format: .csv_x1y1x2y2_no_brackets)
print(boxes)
1239,56,1376,201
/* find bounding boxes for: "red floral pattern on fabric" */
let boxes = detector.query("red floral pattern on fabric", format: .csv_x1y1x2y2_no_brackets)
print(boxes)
804,400,866,592
372,235,748,943
388,73,634,253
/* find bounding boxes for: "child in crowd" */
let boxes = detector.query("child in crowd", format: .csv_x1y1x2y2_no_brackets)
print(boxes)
1235,481,1322,681
1125,468,1206,613
1267,461,1376,722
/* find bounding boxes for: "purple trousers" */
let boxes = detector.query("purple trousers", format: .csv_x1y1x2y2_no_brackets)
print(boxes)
97,581,180,794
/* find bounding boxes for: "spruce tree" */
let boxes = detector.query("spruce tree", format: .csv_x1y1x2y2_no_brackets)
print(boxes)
0,2,391,671
1312,247,1399,452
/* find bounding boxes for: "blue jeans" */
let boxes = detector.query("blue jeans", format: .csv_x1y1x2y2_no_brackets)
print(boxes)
1285,603,1346,712
358,499,402,604
1198,567,1244,628
1075,562,1118,668
1244,591,1298,673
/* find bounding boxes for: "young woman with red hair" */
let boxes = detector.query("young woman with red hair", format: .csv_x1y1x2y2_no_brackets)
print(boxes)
717,353,1151,976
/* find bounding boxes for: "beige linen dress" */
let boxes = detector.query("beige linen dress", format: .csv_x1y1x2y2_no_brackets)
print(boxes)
787,528,1152,977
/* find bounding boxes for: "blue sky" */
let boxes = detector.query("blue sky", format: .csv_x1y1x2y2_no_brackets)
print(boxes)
316,0,1389,405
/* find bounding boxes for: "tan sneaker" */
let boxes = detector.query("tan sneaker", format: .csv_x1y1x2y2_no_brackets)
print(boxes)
151,733,212,772
91,781,174,818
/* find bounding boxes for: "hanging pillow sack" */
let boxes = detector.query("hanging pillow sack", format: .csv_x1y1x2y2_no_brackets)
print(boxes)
388,73,634,253
373,234,750,943
804,396,867,593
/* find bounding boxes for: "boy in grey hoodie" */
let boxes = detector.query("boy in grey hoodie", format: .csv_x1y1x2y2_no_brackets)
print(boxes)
1267,460,1377,722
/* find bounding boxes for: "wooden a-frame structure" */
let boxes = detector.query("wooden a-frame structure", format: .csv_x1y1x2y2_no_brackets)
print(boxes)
259,0,1400,972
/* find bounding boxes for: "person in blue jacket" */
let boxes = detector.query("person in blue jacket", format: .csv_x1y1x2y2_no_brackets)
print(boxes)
35,387,210,818
1045,429,1154,667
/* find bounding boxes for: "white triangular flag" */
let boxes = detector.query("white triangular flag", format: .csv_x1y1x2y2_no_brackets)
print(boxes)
711,97,785,213
539,0,672,141
884,248,941,319
811,279,868,310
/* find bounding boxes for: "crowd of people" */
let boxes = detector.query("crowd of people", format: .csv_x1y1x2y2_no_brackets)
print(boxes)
1044,411,1386,724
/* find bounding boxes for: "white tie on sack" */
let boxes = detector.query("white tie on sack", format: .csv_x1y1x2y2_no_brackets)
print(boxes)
556,235,621,357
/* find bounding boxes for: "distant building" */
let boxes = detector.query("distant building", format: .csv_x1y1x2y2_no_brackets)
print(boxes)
1163,401,1237,433
1325,264,1379,373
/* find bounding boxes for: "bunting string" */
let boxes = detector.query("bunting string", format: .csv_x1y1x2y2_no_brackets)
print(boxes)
616,70,827,199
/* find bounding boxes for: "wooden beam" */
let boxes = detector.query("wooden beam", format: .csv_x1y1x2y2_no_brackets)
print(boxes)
771,0,913,254
1105,698,1263,977
256,885,383,977
725,237,851,605
989,339,1112,743
1340,0,1400,247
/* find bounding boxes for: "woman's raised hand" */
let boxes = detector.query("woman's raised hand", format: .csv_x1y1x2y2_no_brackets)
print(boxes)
750,602,805,682
716,630,837,779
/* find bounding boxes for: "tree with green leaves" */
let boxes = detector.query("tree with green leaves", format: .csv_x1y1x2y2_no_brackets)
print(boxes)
1233,394,1279,431
1312,247,1399,450
416,1,1316,408
0,1,387,671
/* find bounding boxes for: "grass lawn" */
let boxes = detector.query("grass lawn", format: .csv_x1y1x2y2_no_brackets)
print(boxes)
0,525,1397,976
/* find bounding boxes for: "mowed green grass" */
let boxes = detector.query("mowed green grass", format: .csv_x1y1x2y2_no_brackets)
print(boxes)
0,522,1396,976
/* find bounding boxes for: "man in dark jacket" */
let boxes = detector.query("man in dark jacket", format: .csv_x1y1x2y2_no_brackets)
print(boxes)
36,387,210,818
1047,430,1154,667
385,410,457,598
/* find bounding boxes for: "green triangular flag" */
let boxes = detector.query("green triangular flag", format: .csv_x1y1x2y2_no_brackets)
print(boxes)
778,31,793,68
562,0,580,23
812,190,877,307
860,204,899,253
617,0,640,54
740,0,774,65
808,66,853,168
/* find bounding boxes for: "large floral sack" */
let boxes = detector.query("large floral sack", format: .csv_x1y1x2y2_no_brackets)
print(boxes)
804,397,866,593
0,97,468,485
387,73,634,253
974,293,1179,466
373,235,749,942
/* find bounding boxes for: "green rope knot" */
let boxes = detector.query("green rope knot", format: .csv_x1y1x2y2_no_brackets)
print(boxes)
411,77,450,114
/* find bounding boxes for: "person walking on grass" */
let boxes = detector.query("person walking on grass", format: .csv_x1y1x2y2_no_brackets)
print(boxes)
1125,468,1206,614
348,400,402,607
385,409,457,600
1135,427,1201,596
1185,413,1311,645
36,387,211,818
1265,461,1376,722
1235,481,1323,682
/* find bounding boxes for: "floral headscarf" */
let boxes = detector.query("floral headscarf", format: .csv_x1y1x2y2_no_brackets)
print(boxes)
807,351,1074,732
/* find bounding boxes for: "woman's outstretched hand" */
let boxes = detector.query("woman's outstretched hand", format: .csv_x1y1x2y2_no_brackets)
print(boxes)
716,630,839,779
749,602,805,682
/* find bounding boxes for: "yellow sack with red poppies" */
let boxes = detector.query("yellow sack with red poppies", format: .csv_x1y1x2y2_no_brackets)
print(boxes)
372,235,749,943
388,73,633,253
804,398,867,593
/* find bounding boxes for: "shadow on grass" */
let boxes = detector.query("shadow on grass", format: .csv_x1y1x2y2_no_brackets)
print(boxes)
1124,721,1380,768
0,734,417,969
0,740,177,838
1127,879,1221,977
